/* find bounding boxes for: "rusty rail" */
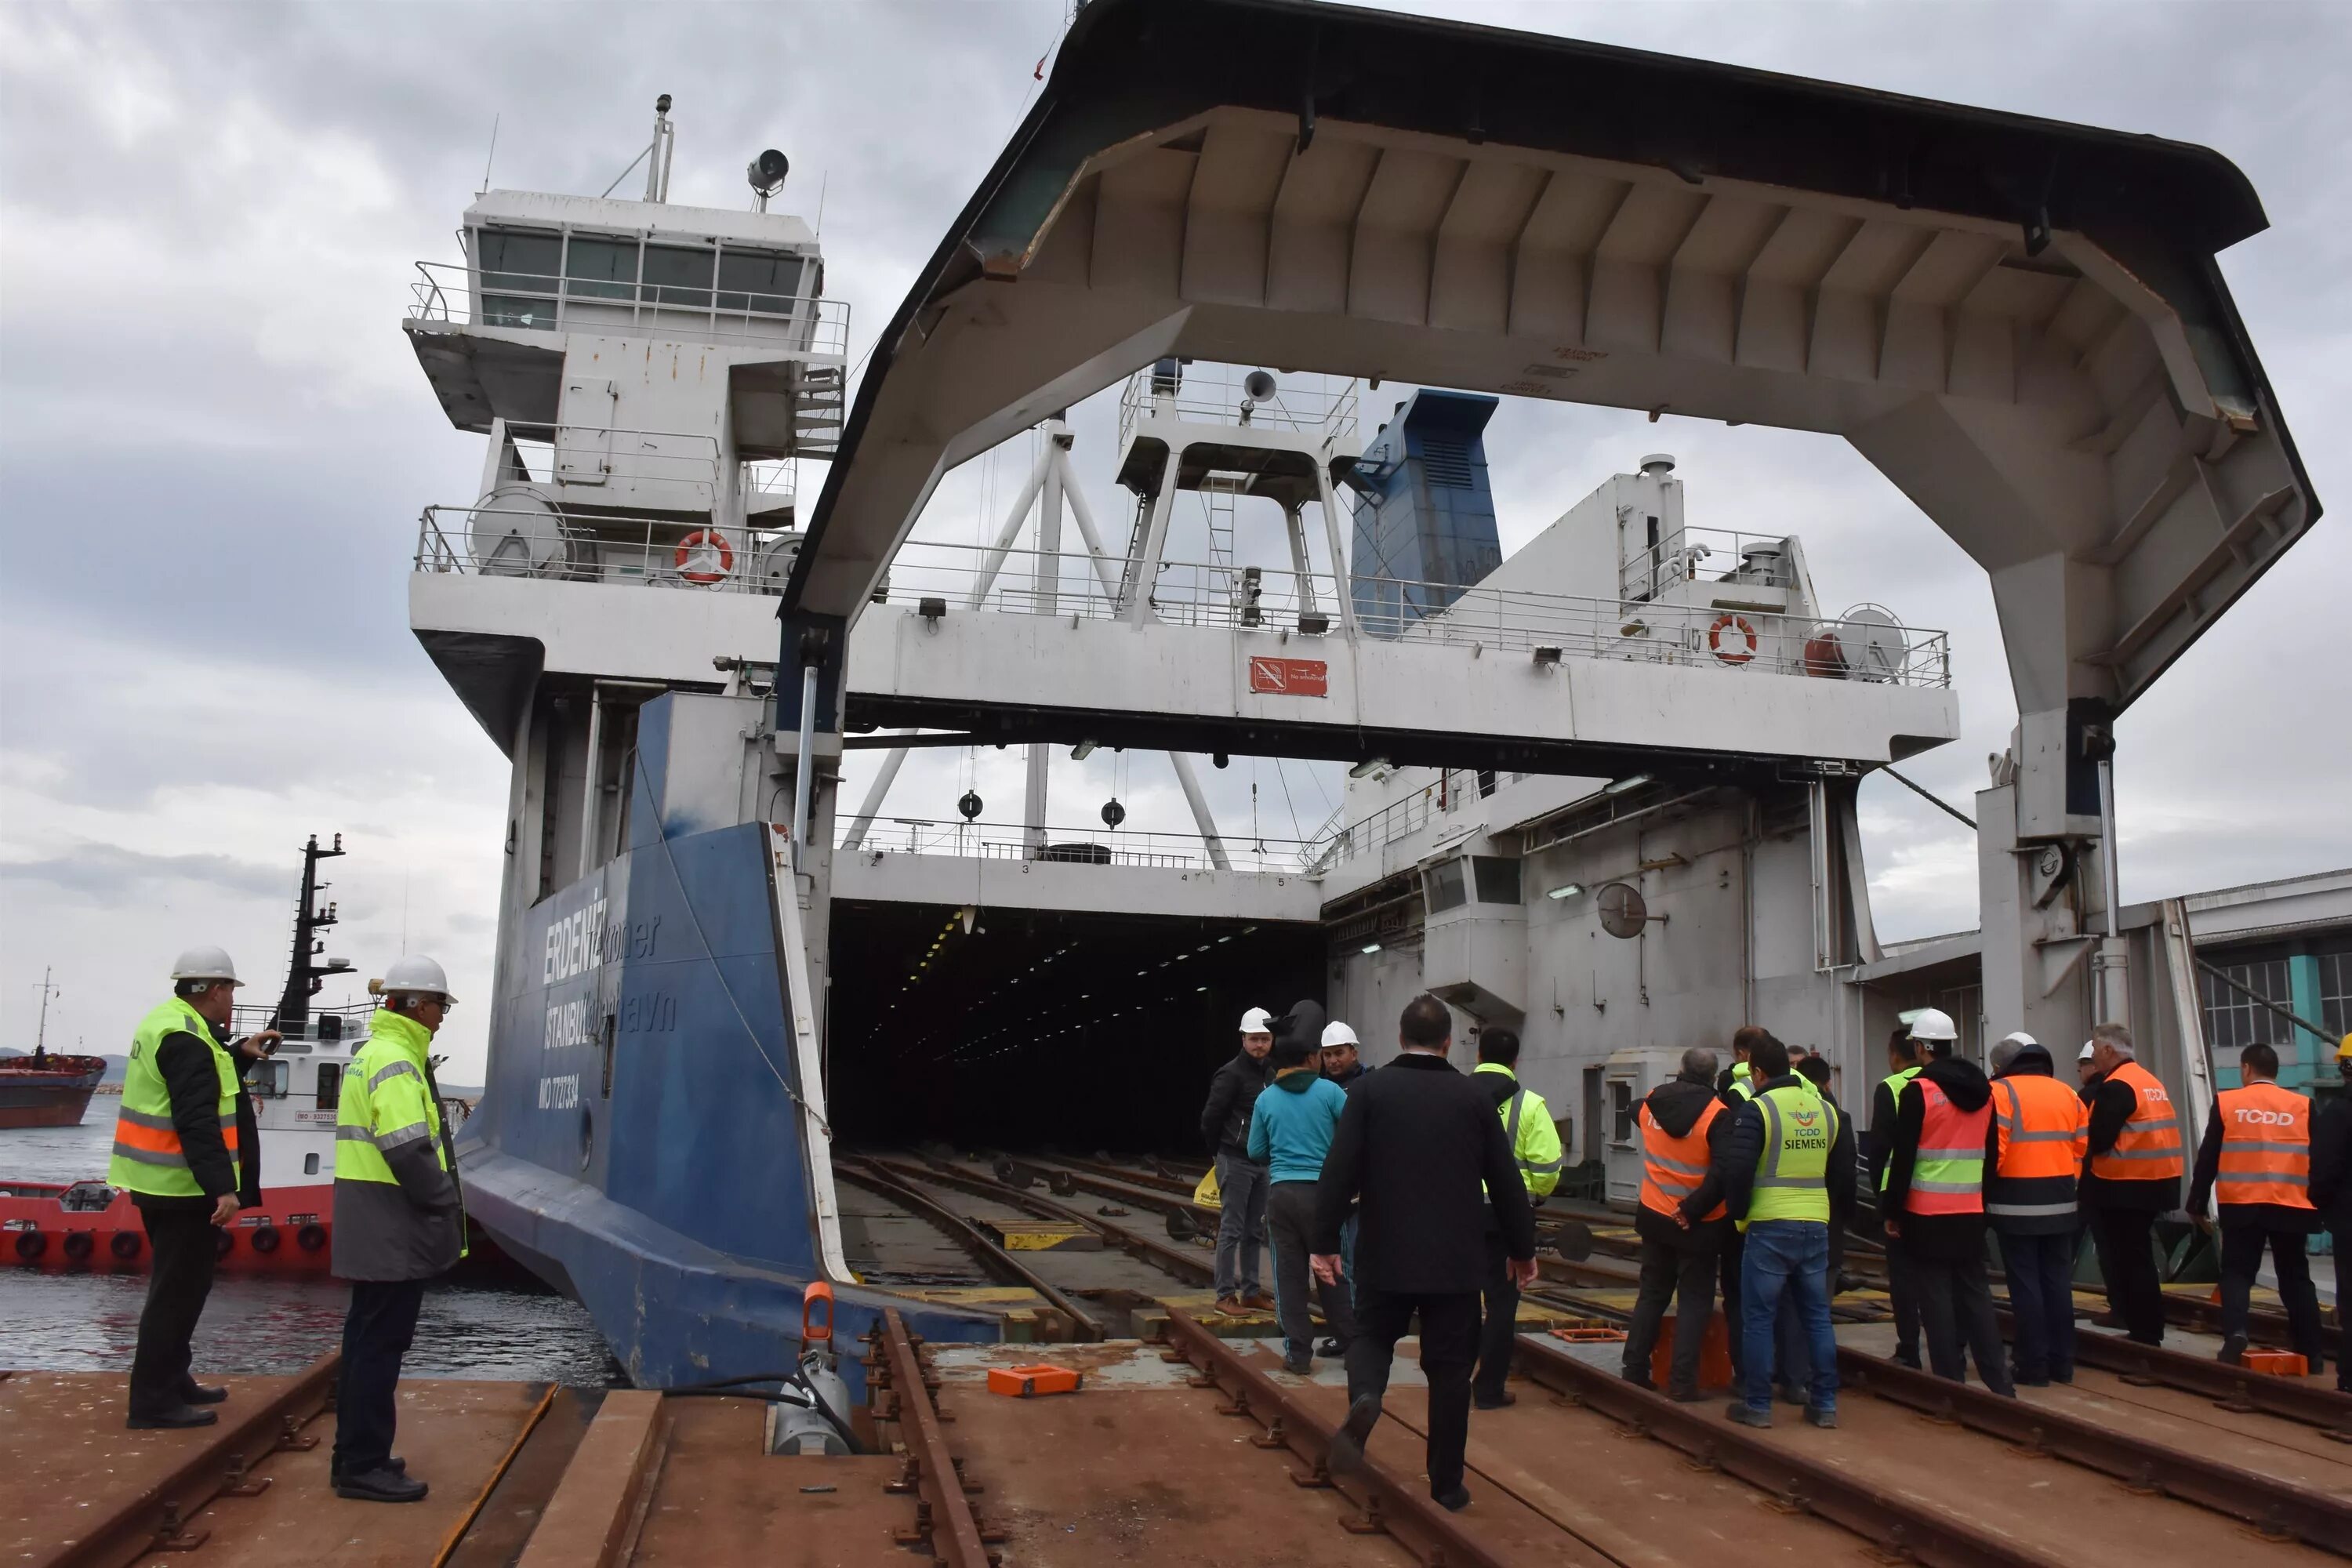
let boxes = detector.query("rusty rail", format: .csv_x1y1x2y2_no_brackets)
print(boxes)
1163,1308,1519,1568
42,1351,339,1568
873,1309,997,1568
1510,1337,2060,1568
2002,1311,2352,1436
1018,1153,1197,1198
884,1154,1215,1286
836,1159,1105,1340
1006,1156,1216,1223
1835,1345,2352,1551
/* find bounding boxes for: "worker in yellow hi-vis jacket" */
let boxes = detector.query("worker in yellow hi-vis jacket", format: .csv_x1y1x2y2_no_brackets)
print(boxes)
1469,1026,1562,1408
331,954,467,1504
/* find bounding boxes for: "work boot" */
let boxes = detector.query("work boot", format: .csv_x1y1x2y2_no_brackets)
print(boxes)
1668,1388,1708,1403
1775,1382,1807,1406
1315,1337,1347,1359
1472,1388,1515,1410
2219,1334,2249,1366
126,1405,217,1431
1282,1348,1313,1376
330,1456,407,1483
2049,1366,2074,1385
1214,1294,1245,1315
1327,1393,1381,1476
1723,1401,1773,1429
1892,1347,1922,1370
179,1379,228,1405
336,1466,428,1504
1432,1484,1472,1512
1243,1291,1276,1312
1803,1404,1838,1429
1619,1368,1657,1392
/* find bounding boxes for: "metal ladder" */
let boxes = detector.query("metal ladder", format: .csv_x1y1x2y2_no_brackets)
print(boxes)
1202,473,1244,608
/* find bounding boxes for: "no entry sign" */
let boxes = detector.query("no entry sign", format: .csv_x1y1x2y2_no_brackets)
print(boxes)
1248,656,1328,696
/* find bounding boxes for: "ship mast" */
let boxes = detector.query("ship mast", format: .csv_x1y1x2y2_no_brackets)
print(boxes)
34,966,58,1052
272,835,356,1035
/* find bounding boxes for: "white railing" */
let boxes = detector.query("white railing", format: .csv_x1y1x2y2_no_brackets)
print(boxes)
409,260,851,360
840,817,1317,874
416,506,801,594
1118,366,1359,451
231,1002,374,1046
1619,525,1795,603
871,539,1951,688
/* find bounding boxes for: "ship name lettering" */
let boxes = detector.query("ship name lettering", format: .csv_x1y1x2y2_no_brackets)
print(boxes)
543,895,611,985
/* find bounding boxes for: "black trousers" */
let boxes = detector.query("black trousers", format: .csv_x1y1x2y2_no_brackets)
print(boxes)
2332,1227,2352,1390
1265,1181,1356,1358
1718,1227,1744,1376
1622,1229,1719,1394
1345,1289,1480,1500
1994,1228,2078,1381
1472,1234,1519,1402
1883,1232,1924,1361
2220,1223,2326,1360
2089,1207,2165,1345
1914,1254,2014,1393
333,1279,427,1475
129,1205,220,1417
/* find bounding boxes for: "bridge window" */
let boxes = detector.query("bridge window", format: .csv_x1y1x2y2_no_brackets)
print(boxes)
1425,858,1468,914
717,248,802,314
1472,856,1520,905
478,227,561,328
564,236,639,300
643,243,716,307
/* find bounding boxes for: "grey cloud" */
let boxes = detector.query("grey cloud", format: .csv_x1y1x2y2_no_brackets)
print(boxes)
1,841,291,903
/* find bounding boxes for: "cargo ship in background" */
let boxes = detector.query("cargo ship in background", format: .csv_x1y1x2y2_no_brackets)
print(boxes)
0,969,105,1130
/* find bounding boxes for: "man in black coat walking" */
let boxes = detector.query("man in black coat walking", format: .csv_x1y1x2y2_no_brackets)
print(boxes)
2310,1036,2352,1393
1312,995,1535,1512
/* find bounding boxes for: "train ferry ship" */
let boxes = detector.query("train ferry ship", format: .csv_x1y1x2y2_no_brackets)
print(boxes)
401,0,2314,1398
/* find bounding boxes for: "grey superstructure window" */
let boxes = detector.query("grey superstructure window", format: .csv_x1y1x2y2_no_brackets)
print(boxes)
717,249,803,314
478,227,561,328
1472,856,1521,906
643,243,716,307
564,236,639,300
1425,858,1468,915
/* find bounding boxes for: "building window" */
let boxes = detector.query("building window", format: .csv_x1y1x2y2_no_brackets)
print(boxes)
2201,959,2296,1052
2320,948,2351,1040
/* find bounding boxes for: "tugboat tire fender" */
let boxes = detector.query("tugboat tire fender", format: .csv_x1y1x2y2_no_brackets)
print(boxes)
110,1230,142,1261
62,1231,94,1261
249,1223,281,1254
13,1231,47,1261
296,1223,328,1253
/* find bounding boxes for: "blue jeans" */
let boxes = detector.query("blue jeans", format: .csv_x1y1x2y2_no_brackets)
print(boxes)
1213,1153,1269,1299
1994,1229,2077,1381
1740,1221,1837,1413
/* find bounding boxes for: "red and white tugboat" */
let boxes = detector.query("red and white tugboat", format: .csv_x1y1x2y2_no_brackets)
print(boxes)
0,835,387,1273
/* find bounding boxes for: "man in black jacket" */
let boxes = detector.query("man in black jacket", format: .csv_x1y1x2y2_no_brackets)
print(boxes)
1199,1007,1276,1312
1312,995,1535,1512
1621,1047,1731,1399
2188,1041,2327,1370
1886,1050,2014,1394
2310,1036,2352,1393
2081,1023,2180,1345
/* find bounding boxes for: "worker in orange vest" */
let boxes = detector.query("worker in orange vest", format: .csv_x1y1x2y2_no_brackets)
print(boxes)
1885,1034,2014,1395
1621,1046,1733,1399
2187,1041,2327,1370
1984,1034,2088,1385
2081,1023,2182,1345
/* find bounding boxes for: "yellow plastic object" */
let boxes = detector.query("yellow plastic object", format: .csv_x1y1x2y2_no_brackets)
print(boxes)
1193,1167,1221,1209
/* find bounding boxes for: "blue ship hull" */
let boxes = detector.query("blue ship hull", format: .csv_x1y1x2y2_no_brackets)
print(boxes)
455,697,995,1394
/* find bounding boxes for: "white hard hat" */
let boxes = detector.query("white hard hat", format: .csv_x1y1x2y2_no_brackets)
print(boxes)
2078,1040,2098,1062
1907,1007,1958,1043
1321,1020,1359,1049
1239,1007,1273,1034
170,946,241,985
1998,1030,2038,1048
379,953,457,1003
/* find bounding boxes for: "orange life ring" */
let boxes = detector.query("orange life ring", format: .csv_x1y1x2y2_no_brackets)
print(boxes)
1708,613,1758,664
675,528,735,585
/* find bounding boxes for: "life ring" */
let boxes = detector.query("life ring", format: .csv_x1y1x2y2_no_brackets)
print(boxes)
674,528,735,585
63,1231,95,1262
111,1230,143,1261
1708,613,1758,665
249,1224,281,1254
214,1227,235,1258
296,1223,328,1254
14,1231,47,1261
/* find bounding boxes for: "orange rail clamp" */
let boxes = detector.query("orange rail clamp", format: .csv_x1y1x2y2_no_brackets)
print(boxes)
1548,1327,1628,1344
986,1363,1084,1398
2242,1348,2309,1377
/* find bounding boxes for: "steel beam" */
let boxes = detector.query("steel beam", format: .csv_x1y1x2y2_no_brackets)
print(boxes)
42,1352,338,1568
876,1309,996,1568
1835,1345,2352,1550
1999,1311,2352,1437
1164,1309,1516,1568
1510,1337,2060,1568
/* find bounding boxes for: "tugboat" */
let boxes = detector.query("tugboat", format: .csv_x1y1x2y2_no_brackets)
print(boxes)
0,837,375,1272
0,969,106,1129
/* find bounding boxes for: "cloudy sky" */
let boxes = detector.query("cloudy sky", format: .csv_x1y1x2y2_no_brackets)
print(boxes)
2,0,2344,1081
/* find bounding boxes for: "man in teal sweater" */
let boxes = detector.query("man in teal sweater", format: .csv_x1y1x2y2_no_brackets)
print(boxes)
1252,1022,1359,1373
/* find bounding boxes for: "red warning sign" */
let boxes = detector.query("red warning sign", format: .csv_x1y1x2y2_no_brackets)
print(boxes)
1248,656,1328,697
